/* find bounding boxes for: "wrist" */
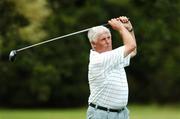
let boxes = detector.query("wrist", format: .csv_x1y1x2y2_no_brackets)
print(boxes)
128,27,133,32
118,27,127,34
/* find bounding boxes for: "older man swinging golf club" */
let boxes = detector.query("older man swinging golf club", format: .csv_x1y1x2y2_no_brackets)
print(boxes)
87,16,137,119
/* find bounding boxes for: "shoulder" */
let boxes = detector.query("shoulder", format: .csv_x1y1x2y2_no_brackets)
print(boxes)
89,50,102,64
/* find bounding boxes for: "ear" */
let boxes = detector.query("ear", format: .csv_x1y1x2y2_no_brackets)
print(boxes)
91,41,96,49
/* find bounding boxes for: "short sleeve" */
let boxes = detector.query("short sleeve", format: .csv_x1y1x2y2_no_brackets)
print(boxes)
100,46,130,68
123,54,130,67
89,46,131,72
118,46,130,67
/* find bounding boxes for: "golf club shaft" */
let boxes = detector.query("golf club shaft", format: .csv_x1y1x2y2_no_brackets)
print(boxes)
16,23,108,52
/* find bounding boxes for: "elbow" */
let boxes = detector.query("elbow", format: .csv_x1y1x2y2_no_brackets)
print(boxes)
129,44,136,52
124,43,137,57
130,45,137,57
131,50,137,57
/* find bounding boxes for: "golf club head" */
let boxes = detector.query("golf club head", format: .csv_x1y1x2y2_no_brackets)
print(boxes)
9,50,17,62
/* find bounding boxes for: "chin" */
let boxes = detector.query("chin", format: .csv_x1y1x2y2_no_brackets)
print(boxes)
105,48,112,52
108,47,112,50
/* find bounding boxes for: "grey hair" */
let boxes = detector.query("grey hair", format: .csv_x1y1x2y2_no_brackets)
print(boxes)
88,26,111,42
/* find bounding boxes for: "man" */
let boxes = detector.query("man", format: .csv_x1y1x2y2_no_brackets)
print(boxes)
87,16,137,119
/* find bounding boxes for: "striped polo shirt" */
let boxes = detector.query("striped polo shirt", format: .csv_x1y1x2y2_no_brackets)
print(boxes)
88,46,130,109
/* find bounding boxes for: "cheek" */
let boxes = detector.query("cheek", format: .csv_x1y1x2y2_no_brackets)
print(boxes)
110,40,112,44
98,42,105,46
95,42,102,47
107,39,112,44
98,41,105,45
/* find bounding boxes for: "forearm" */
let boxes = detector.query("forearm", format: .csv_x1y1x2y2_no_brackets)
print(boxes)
119,27,136,57
108,17,137,57
129,30,137,57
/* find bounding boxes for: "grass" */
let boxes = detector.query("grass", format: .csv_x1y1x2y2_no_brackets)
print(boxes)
129,104,180,119
0,105,180,119
0,108,85,119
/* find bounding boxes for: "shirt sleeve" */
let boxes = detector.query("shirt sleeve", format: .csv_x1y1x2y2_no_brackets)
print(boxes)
100,46,131,68
123,53,130,67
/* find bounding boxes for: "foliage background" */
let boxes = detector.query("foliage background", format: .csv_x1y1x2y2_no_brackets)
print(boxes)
0,0,179,107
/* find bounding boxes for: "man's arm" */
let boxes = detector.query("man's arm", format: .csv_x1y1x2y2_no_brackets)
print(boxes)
119,16,137,58
108,17,136,58
129,30,137,58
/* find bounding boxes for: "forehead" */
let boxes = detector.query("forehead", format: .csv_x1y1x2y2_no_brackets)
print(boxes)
98,31,111,39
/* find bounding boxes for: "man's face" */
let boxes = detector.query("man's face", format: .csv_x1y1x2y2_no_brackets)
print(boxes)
92,31,112,53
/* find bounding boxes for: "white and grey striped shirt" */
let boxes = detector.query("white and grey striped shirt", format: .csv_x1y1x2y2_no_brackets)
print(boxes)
88,46,130,109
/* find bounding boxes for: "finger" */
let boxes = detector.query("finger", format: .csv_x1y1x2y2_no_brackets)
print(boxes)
112,18,119,23
116,18,119,21
119,16,125,23
123,18,128,23
108,20,112,25
108,19,116,25
119,16,129,23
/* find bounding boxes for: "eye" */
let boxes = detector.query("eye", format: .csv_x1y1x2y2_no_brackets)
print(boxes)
101,38,106,41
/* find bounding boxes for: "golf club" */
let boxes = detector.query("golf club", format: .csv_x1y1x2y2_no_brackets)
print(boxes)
9,23,109,62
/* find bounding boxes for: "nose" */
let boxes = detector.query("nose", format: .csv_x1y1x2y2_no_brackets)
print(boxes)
105,38,110,44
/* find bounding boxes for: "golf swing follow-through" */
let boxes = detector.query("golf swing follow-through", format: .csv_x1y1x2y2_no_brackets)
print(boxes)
9,23,109,62
87,16,137,119
9,16,137,119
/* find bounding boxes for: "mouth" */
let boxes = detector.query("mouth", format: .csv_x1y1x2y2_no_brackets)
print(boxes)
107,45,111,48
106,45,112,50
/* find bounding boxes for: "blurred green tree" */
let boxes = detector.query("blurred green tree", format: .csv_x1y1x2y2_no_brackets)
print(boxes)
0,0,59,107
128,0,180,103
0,0,179,107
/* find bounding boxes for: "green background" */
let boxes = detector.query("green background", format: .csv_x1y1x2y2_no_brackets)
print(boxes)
0,0,179,108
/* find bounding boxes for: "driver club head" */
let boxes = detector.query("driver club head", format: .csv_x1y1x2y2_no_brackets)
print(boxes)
9,50,17,62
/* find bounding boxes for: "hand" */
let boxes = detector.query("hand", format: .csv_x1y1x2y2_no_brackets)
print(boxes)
117,16,133,32
108,18,125,32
